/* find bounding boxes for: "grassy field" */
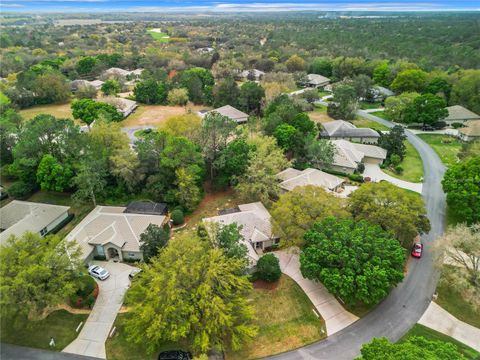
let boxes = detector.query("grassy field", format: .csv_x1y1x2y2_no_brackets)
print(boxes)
400,324,479,359
309,105,334,124
435,275,480,329
417,134,462,168
352,116,389,131
370,110,392,121
384,141,424,183
19,103,73,121
147,29,170,42
0,310,88,351
359,101,383,110
120,104,204,127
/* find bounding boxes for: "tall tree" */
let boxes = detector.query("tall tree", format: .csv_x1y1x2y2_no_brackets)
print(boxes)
442,156,480,224
391,69,428,93
285,54,305,72
124,234,257,354
378,125,407,160
213,77,239,108
71,99,123,128
327,83,357,120
302,138,335,170
309,57,333,77
139,224,170,262
36,154,74,192
238,81,265,115
208,223,248,266
133,79,168,104
32,71,70,104
174,167,203,211
101,79,121,96
214,138,256,188
403,93,448,127
271,185,349,247
384,92,419,123
72,159,107,207
0,232,82,319
301,217,405,305
160,114,202,143
348,182,430,246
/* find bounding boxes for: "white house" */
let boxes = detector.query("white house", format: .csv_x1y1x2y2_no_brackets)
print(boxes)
277,168,345,193
305,74,331,88
443,105,480,126
321,120,381,144
331,140,387,174
200,105,249,124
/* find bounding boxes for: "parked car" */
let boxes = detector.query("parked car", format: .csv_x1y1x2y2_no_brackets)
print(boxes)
411,243,423,258
88,265,110,280
422,125,435,131
128,268,142,279
158,351,192,360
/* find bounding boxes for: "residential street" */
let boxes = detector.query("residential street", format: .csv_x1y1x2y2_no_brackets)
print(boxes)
267,111,447,359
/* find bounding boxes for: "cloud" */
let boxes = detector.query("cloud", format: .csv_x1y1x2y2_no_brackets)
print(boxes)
0,3,25,6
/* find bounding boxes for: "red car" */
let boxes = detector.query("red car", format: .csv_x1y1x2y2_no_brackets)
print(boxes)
411,243,423,258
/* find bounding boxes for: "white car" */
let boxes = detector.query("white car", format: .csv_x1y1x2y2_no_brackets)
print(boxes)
88,265,110,280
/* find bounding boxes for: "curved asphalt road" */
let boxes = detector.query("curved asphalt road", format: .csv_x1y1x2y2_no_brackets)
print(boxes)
268,110,447,360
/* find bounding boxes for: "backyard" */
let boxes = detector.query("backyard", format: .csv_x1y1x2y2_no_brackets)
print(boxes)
400,324,479,360
0,310,88,351
384,141,424,183
417,134,462,167
19,102,73,121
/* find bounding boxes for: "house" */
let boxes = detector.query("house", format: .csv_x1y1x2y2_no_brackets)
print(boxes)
239,69,265,81
277,167,345,193
197,47,215,54
305,74,331,88
70,79,104,91
331,139,387,174
66,205,168,262
443,105,480,126
201,105,249,124
0,201,70,245
124,201,168,215
458,120,480,142
371,86,395,101
102,67,143,80
89,80,105,90
203,202,278,266
320,120,380,144
100,97,138,117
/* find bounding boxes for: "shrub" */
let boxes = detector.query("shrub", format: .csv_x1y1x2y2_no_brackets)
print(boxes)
70,275,97,308
7,181,36,199
197,223,209,240
348,174,364,183
451,122,464,129
93,255,106,261
256,253,282,283
395,165,404,174
390,154,401,166
356,163,365,174
432,120,447,129
171,209,184,225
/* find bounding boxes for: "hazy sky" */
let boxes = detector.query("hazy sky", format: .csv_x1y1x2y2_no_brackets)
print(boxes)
1,0,479,12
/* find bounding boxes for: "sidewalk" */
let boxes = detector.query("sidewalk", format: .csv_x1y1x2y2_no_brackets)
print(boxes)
419,302,480,351
63,262,137,359
274,250,358,336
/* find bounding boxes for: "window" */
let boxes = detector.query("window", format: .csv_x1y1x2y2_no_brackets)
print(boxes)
96,245,105,256
255,242,263,249
40,227,48,236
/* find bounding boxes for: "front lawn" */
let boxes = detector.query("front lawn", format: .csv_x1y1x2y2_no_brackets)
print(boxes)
384,141,424,183
369,110,392,121
352,117,389,132
0,310,88,351
400,324,479,360
359,101,383,110
417,134,462,168
226,275,326,360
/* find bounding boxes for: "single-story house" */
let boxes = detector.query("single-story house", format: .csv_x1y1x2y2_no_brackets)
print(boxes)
305,74,331,88
203,202,278,266
458,120,480,142
102,67,143,80
239,69,265,81
197,47,215,54
71,79,104,91
371,86,395,101
320,120,380,144
201,105,249,124
0,201,70,245
331,139,387,174
100,97,138,117
277,167,345,193
66,205,168,262
124,201,168,215
443,105,480,125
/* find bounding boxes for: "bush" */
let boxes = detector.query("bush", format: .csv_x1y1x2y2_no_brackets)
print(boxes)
356,163,365,174
432,120,447,129
171,209,184,225
395,165,404,174
70,275,97,308
256,253,282,283
7,181,36,199
348,174,364,183
451,122,464,129
390,154,401,166
93,255,106,261
197,223,209,240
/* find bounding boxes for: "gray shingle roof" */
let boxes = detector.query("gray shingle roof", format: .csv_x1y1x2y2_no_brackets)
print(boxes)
210,105,249,123
321,120,380,138
332,140,387,169
306,74,331,86
445,105,480,121
277,168,344,191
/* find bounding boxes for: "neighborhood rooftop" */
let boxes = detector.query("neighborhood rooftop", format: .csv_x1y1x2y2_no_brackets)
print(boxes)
208,105,249,123
0,201,70,244
277,168,345,192
321,120,380,139
306,73,331,86
332,139,387,170
444,105,480,122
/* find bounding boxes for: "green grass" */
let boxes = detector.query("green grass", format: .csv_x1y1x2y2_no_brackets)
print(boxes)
435,276,480,329
106,275,325,360
313,104,328,113
0,310,88,351
400,324,479,360
417,134,462,168
147,29,170,42
359,101,383,110
318,90,330,98
19,103,74,121
370,110,392,121
352,116,389,131
343,301,376,318
384,141,424,183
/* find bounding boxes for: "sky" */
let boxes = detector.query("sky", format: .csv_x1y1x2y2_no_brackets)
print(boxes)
1,0,479,13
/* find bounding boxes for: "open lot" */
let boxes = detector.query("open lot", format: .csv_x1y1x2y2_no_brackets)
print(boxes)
308,105,334,124
400,324,479,360
147,29,170,42
417,134,462,167
120,104,204,127
384,141,424,183
19,103,73,121
0,310,88,351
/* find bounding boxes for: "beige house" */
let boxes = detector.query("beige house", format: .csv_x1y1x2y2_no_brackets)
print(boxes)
305,74,331,88
0,201,70,245
202,105,249,124
321,120,380,144
71,79,104,91
66,206,167,262
443,105,480,125
458,120,480,142
203,202,278,266
102,67,143,79
277,168,345,193
100,97,138,117
239,69,265,81
331,139,387,174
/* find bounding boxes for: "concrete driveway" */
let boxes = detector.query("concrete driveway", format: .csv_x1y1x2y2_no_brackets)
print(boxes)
63,261,137,359
363,163,423,193
274,250,358,336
